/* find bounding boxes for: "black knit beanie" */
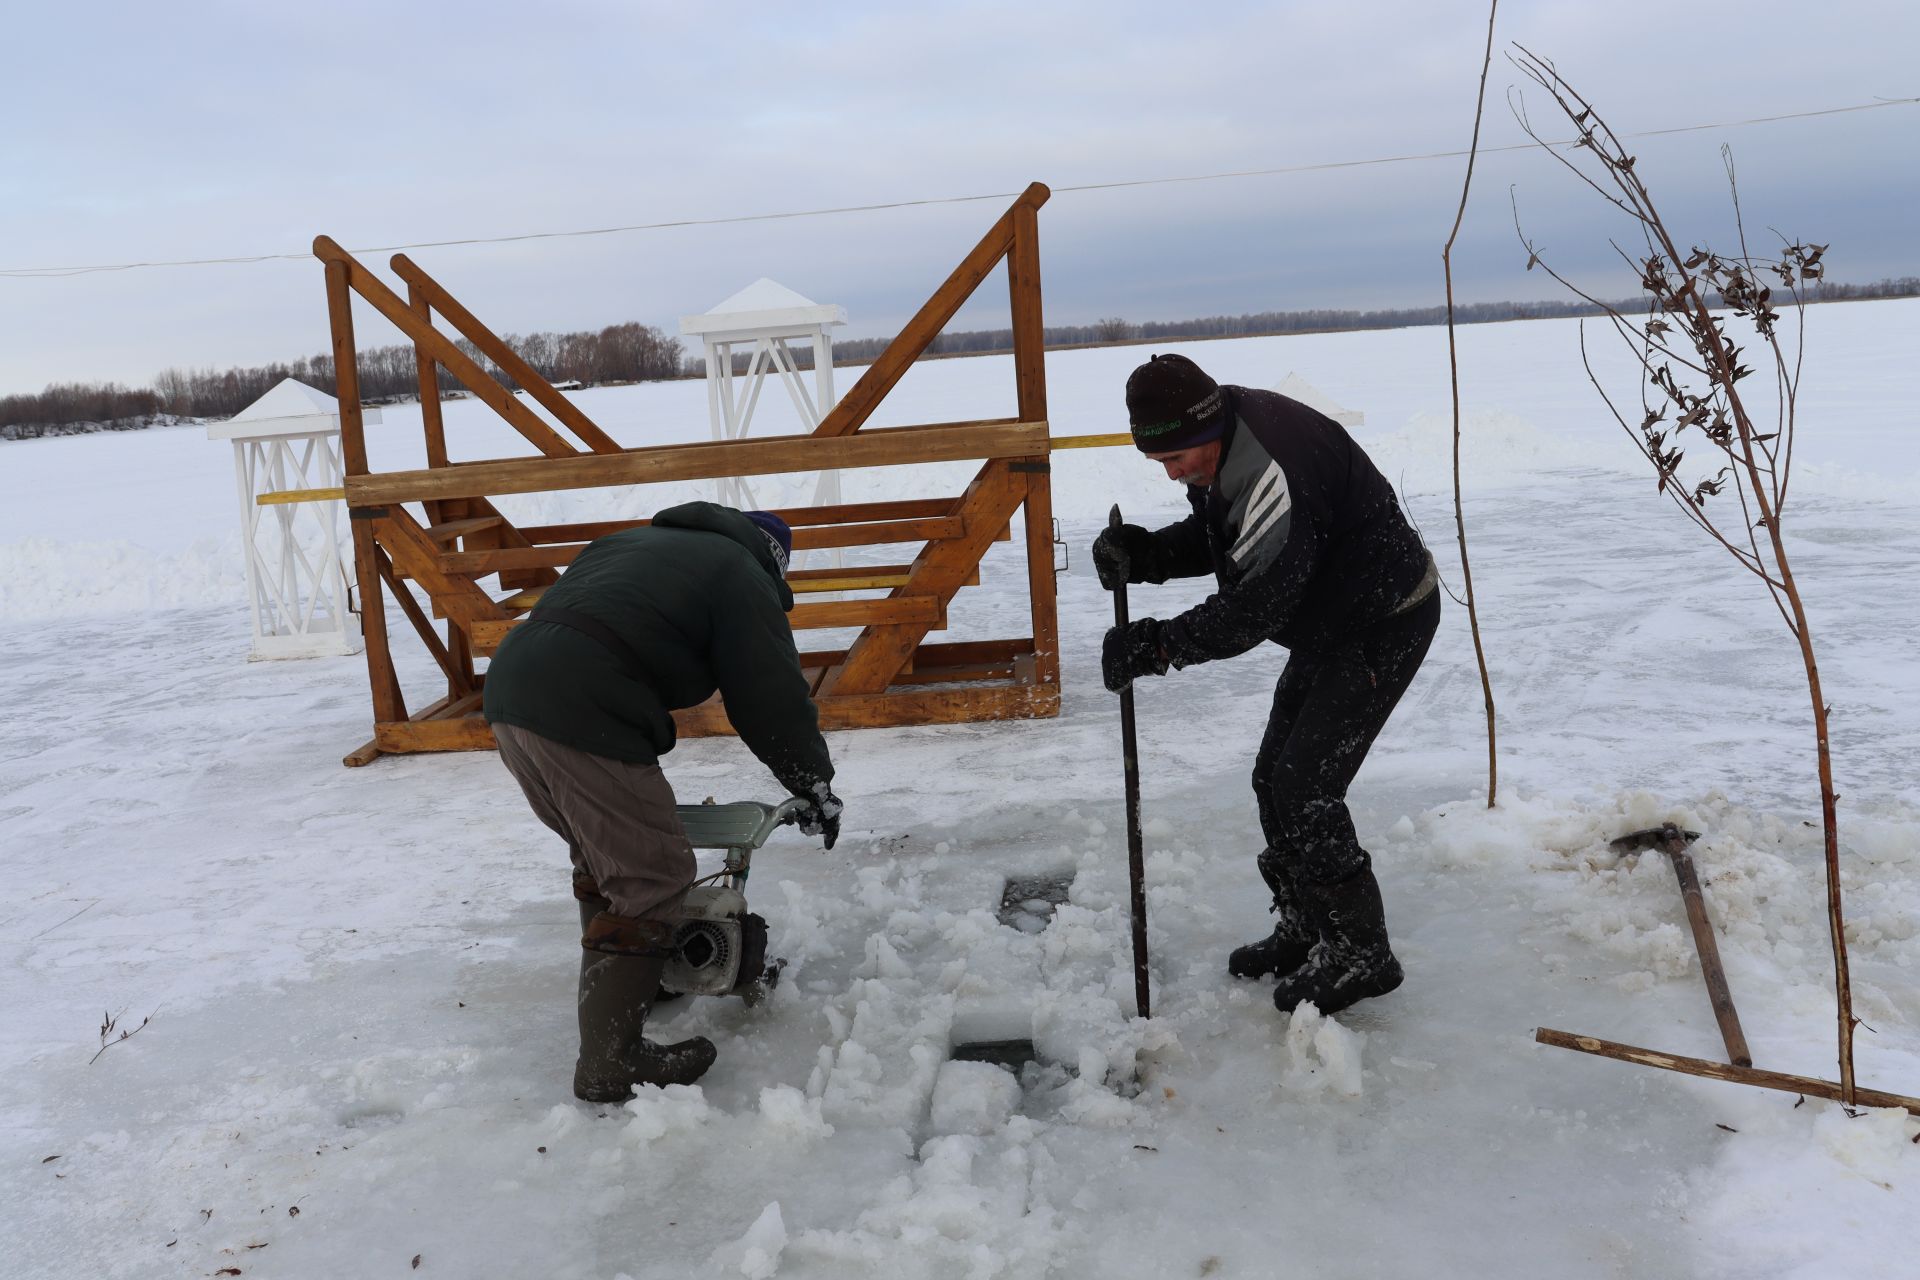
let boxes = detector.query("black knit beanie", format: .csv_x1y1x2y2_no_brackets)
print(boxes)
1126,353,1227,452
743,510,793,574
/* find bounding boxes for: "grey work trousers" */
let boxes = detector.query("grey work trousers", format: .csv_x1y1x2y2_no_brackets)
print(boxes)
492,723,696,925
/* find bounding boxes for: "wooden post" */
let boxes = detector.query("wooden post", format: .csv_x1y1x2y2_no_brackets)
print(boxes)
327,260,404,731
407,280,475,700
1008,200,1059,690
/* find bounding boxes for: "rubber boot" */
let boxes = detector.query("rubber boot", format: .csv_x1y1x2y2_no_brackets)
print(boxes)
1271,869,1404,1015
573,913,716,1104
1228,847,1315,979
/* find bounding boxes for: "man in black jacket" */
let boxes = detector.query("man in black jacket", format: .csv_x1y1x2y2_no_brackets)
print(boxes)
483,502,842,1101
1094,354,1439,1016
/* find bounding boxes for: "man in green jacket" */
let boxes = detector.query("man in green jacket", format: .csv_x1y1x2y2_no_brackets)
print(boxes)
483,502,841,1102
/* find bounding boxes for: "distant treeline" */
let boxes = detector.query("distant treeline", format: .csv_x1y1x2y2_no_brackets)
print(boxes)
813,274,1920,367
0,322,682,440
5,278,1914,440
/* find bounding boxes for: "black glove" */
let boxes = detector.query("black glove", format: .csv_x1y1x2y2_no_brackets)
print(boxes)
1091,523,1157,592
1103,618,1170,693
798,785,843,850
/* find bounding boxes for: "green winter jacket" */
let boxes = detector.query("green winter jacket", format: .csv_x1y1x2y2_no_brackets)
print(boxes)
481,502,833,797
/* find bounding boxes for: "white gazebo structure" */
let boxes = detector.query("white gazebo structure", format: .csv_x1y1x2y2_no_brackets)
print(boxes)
1273,372,1364,427
208,378,372,659
679,279,847,518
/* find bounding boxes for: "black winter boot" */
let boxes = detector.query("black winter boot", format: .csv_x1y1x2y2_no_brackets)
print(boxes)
1228,847,1315,979
573,914,716,1103
1271,870,1403,1015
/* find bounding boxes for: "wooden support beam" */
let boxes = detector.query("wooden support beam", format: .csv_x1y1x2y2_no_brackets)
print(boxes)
346,420,1050,507
1535,1028,1920,1115
312,236,580,460
392,254,624,455
374,716,498,754
816,183,1050,438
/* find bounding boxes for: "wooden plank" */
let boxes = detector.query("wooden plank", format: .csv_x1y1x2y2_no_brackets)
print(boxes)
442,516,969,573
424,515,506,544
790,596,942,631
1052,432,1133,450
815,183,1049,438
468,595,942,654
824,460,1026,695
312,236,579,461
1535,1028,1920,1115
514,499,965,546
343,737,382,768
373,716,498,754
1020,463,1060,690
346,420,1050,507
796,516,963,551
392,254,624,455
792,565,981,594
675,677,1059,737
256,487,346,506
892,661,1016,686
769,497,962,527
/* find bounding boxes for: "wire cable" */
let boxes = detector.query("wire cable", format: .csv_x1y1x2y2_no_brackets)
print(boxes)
3,95,1913,280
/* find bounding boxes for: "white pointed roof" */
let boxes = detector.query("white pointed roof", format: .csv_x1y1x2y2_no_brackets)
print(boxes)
1272,372,1363,427
679,277,846,337
207,377,381,440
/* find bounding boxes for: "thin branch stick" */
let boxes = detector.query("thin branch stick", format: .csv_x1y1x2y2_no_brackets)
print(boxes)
1445,0,1501,809
1537,1029,1913,1114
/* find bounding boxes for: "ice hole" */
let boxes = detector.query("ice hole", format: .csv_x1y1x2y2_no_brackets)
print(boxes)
996,870,1075,932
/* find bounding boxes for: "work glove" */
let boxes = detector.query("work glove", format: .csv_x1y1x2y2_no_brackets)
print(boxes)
1102,618,1170,693
1090,523,1158,592
797,784,843,850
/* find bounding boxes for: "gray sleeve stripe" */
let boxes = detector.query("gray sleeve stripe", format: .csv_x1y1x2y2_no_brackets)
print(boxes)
1230,468,1293,563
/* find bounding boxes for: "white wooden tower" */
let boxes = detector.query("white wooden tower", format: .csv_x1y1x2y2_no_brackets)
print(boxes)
679,279,847,521
208,379,371,659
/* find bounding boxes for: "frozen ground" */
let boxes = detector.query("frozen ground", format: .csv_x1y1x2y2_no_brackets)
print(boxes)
3,301,1918,1278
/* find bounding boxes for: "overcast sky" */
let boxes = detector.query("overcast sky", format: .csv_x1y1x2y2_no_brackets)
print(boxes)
2,0,1914,398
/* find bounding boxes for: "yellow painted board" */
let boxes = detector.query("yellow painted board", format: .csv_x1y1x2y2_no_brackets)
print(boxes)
256,487,346,506
1049,433,1132,450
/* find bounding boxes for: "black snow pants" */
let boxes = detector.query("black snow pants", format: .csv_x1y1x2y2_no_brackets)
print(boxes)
1251,590,1440,886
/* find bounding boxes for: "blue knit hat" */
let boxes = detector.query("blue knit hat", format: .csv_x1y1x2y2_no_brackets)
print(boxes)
743,510,793,574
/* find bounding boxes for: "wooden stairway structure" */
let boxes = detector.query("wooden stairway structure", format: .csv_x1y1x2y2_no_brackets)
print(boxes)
316,184,1060,766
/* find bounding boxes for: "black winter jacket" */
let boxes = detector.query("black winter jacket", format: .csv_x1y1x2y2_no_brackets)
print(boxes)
482,502,833,798
1143,388,1433,663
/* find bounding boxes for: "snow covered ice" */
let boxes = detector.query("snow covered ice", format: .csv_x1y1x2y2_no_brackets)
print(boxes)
5,303,1920,1277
